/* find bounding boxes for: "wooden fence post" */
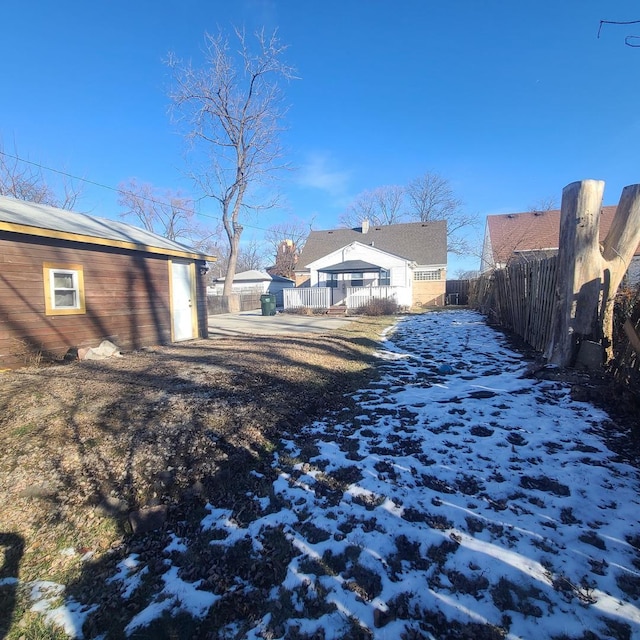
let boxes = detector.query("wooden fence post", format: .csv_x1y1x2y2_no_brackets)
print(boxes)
545,180,640,366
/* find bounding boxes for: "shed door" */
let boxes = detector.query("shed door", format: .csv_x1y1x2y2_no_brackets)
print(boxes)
171,261,195,341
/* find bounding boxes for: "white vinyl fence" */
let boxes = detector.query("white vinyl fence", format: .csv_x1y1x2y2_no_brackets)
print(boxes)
346,286,399,309
283,287,331,309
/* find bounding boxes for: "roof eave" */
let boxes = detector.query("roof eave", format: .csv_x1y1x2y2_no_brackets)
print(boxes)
0,220,217,262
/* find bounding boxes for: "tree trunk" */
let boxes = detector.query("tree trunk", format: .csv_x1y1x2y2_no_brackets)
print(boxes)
600,184,640,358
545,180,640,366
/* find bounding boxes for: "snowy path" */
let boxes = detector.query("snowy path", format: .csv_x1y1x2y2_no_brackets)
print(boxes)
31,310,640,639
258,310,640,639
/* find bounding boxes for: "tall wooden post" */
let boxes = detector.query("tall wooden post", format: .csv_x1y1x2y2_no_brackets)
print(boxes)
545,180,640,367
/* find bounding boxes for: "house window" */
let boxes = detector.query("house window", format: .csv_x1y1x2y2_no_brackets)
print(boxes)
43,263,86,316
414,270,441,281
326,273,338,288
350,272,364,287
379,269,390,286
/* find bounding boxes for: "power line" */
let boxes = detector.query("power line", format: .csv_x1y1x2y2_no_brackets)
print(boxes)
0,149,280,234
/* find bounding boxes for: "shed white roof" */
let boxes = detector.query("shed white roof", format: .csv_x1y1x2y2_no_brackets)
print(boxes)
0,195,216,261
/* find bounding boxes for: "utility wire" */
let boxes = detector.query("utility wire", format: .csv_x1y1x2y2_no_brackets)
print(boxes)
0,149,280,234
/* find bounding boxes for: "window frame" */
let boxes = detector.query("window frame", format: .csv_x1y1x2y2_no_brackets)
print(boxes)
325,273,339,288
379,269,391,286
43,262,86,316
414,270,441,282
350,272,364,287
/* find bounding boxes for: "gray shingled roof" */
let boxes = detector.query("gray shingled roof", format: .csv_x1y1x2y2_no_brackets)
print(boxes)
318,260,383,273
296,220,447,271
0,195,215,260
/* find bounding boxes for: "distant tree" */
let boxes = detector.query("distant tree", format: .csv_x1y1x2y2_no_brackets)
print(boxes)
405,171,477,255
236,239,269,273
0,141,80,209
455,269,479,280
264,218,311,278
203,237,269,283
167,27,296,304
117,178,197,242
528,196,558,214
339,185,405,227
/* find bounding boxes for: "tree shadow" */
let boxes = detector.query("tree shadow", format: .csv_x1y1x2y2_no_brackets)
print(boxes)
0,532,24,639
0,328,384,637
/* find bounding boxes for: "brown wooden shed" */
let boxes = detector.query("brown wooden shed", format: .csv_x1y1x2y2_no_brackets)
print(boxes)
0,195,216,369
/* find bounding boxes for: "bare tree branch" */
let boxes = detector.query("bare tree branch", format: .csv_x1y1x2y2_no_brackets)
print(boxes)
264,217,312,278
0,141,81,209
598,19,640,46
117,178,198,243
339,186,406,227
405,171,477,255
168,27,295,299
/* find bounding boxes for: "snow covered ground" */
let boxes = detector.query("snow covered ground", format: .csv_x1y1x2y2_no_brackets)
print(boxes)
29,310,640,638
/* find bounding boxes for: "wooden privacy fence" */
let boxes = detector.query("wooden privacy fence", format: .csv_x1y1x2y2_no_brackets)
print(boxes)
208,290,262,314
470,257,557,353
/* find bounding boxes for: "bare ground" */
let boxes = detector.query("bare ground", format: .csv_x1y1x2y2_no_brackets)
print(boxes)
0,317,388,638
2,312,639,640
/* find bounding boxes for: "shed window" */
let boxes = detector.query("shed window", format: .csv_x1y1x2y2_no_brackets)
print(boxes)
43,263,86,316
414,270,441,281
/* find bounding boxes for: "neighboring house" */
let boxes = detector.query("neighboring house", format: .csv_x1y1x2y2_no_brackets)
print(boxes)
294,219,447,307
0,195,216,369
480,206,640,284
209,270,295,306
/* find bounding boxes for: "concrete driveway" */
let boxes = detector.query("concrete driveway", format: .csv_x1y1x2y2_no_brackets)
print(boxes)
207,310,357,337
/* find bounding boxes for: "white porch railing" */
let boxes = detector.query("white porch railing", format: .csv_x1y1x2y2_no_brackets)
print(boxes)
346,286,400,309
283,287,331,309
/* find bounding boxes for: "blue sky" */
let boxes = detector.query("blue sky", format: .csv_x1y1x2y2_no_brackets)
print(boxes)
1,0,639,274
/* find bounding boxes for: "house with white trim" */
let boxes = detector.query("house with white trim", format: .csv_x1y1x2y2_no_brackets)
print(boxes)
293,219,447,309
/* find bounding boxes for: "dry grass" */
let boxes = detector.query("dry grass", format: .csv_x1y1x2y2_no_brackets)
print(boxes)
0,316,393,638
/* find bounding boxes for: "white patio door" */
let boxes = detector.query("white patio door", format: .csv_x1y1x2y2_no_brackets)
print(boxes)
171,261,195,341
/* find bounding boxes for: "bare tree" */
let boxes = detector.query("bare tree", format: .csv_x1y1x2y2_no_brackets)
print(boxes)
405,171,477,255
339,186,406,227
236,239,269,272
167,27,295,302
528,196,558,214
264,218,311,278
0,141,80,209
117,178,199,242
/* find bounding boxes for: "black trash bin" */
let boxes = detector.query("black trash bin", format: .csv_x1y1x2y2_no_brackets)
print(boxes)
260,293,276,316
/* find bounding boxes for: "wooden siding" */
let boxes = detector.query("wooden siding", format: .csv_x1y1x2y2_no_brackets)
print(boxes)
0,233,207,369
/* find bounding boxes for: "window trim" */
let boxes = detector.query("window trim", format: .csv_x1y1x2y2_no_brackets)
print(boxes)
414,269,441,281
43,262,86,316
325,273,338,288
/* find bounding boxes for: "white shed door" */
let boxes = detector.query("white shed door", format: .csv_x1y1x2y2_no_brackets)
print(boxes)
171,261,195,341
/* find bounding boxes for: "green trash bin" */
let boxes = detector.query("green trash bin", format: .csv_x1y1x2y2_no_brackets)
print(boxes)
260,293,276,316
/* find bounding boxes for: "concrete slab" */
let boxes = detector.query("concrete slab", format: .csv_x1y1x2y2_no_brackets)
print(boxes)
208,310,356,337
